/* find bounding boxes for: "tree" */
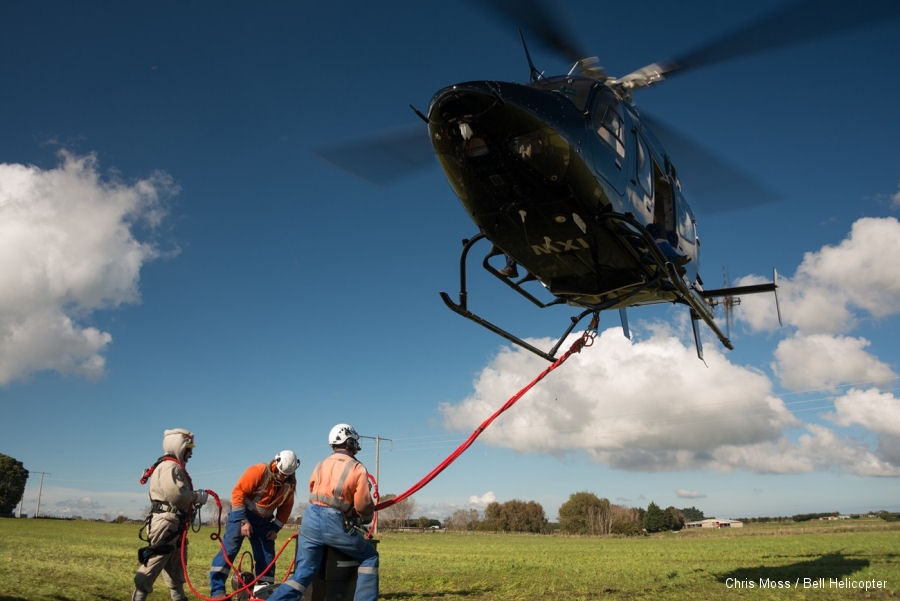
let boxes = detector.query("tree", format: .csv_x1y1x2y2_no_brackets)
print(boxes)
609,505,643,536
0,454,29,516
559,492,611,535
445,508,481,531
680,506,705,522
663,506,685,531
377,494,415,529
481,500,547,533
643,502,665,533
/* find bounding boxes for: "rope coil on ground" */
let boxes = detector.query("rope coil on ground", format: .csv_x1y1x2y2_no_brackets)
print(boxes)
179,489,298,601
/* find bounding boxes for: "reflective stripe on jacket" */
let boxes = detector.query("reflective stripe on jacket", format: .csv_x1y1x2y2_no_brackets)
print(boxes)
231,462,295,526
308,451,374,520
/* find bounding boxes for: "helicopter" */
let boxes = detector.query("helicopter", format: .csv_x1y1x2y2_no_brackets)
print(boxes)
319,0,900,362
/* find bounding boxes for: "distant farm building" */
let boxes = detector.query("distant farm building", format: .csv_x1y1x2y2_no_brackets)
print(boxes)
685,518,743,529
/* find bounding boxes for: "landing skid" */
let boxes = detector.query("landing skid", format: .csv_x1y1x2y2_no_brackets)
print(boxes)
439,233,594,361
440,210,775,361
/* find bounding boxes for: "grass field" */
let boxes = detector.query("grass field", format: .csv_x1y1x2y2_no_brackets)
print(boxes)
1,518,898,600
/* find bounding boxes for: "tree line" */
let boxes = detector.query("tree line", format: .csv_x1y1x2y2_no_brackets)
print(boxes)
440,492,703,535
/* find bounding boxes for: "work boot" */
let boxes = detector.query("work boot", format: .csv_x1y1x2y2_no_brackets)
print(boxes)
498,265,518,278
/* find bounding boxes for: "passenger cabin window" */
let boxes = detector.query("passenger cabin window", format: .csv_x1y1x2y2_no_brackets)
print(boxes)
636,135,653,198
590,89,625,158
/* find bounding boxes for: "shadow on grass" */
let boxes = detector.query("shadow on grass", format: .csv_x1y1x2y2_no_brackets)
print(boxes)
718,552,869,583
0,594,121,601
382,586,494,599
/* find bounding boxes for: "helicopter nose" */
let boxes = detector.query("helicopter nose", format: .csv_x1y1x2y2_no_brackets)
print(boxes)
428,82,572,186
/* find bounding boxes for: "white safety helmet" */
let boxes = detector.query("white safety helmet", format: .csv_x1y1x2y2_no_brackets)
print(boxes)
274,450,300,476
328,423,361,451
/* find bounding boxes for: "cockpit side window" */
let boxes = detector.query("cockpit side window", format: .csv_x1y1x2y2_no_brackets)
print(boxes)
591,89,625,158
635,134,653,198
535,76,594,112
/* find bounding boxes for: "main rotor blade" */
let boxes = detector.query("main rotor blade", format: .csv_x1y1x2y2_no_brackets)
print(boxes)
477,0,589,66
640,112,782,215
314,123,433,186
662,0,900,79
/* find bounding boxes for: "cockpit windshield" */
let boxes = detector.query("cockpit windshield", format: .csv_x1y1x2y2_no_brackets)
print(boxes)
532,76,595,112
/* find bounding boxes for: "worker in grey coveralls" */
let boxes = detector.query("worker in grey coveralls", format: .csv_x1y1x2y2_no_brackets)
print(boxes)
132,428,208,601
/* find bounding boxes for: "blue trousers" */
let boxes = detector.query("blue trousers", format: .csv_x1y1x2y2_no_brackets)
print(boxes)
209,510,277,594
267,504,378,601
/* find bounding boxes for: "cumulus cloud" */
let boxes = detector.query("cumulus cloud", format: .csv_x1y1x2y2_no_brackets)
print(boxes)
468,491,496,508
441,326,900,477
772,334,897,392
441,327,797,473
0,152,175,384
892,182,900,210
794,424,900,477
829,388,900,466
675,489,706,499
737,217,900,334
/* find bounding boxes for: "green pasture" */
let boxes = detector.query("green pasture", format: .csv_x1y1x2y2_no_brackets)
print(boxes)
1,518,898,600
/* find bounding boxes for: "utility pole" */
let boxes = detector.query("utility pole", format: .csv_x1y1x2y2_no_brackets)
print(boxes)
359,434,392,536
33,471,50,518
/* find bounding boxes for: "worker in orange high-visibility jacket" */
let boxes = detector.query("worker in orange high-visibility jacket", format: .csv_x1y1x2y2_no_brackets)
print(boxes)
209,450,299,597
268,424,378,601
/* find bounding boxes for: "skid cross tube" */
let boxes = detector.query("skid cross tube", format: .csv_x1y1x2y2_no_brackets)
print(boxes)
440,233,588,361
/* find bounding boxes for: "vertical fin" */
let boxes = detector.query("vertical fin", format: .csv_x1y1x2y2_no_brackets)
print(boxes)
773,267,783,326
618,307,631,339
690,309,705,362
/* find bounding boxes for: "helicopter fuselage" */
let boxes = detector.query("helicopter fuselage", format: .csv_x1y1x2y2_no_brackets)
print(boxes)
428,75,700,311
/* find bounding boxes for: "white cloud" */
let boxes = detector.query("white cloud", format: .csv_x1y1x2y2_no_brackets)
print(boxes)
21,485,148,519
830,388,900,435
891,182,900,210
772,334,897,392
0,152,176,384
829,388,900,466
467,491,496,508
441,327,797,473
675,489,706,499
737,217,900,334
794,424,900,477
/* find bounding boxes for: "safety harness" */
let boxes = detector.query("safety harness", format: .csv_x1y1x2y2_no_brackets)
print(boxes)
245,462,295,521
137,454,193,565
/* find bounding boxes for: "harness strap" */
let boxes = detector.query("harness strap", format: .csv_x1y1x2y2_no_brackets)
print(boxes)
248,465,274,517
151,500,185,515
140,455,192,489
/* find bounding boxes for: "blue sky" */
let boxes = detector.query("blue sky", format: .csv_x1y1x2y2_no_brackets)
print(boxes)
1,1,899,523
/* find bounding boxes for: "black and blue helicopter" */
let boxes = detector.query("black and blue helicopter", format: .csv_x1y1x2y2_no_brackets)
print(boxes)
320,0,899,361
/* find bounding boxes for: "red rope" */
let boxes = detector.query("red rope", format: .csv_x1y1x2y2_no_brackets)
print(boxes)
375,326,595,512
366,473,378,538
179,489,298,601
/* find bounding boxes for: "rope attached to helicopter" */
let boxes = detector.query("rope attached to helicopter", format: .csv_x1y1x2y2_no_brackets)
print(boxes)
375,313,598,512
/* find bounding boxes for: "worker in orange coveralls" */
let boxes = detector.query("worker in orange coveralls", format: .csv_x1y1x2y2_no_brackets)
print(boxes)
209,450,299,597
267,424,377,601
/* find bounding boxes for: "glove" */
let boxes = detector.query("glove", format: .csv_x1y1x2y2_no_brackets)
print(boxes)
195,490,209,505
